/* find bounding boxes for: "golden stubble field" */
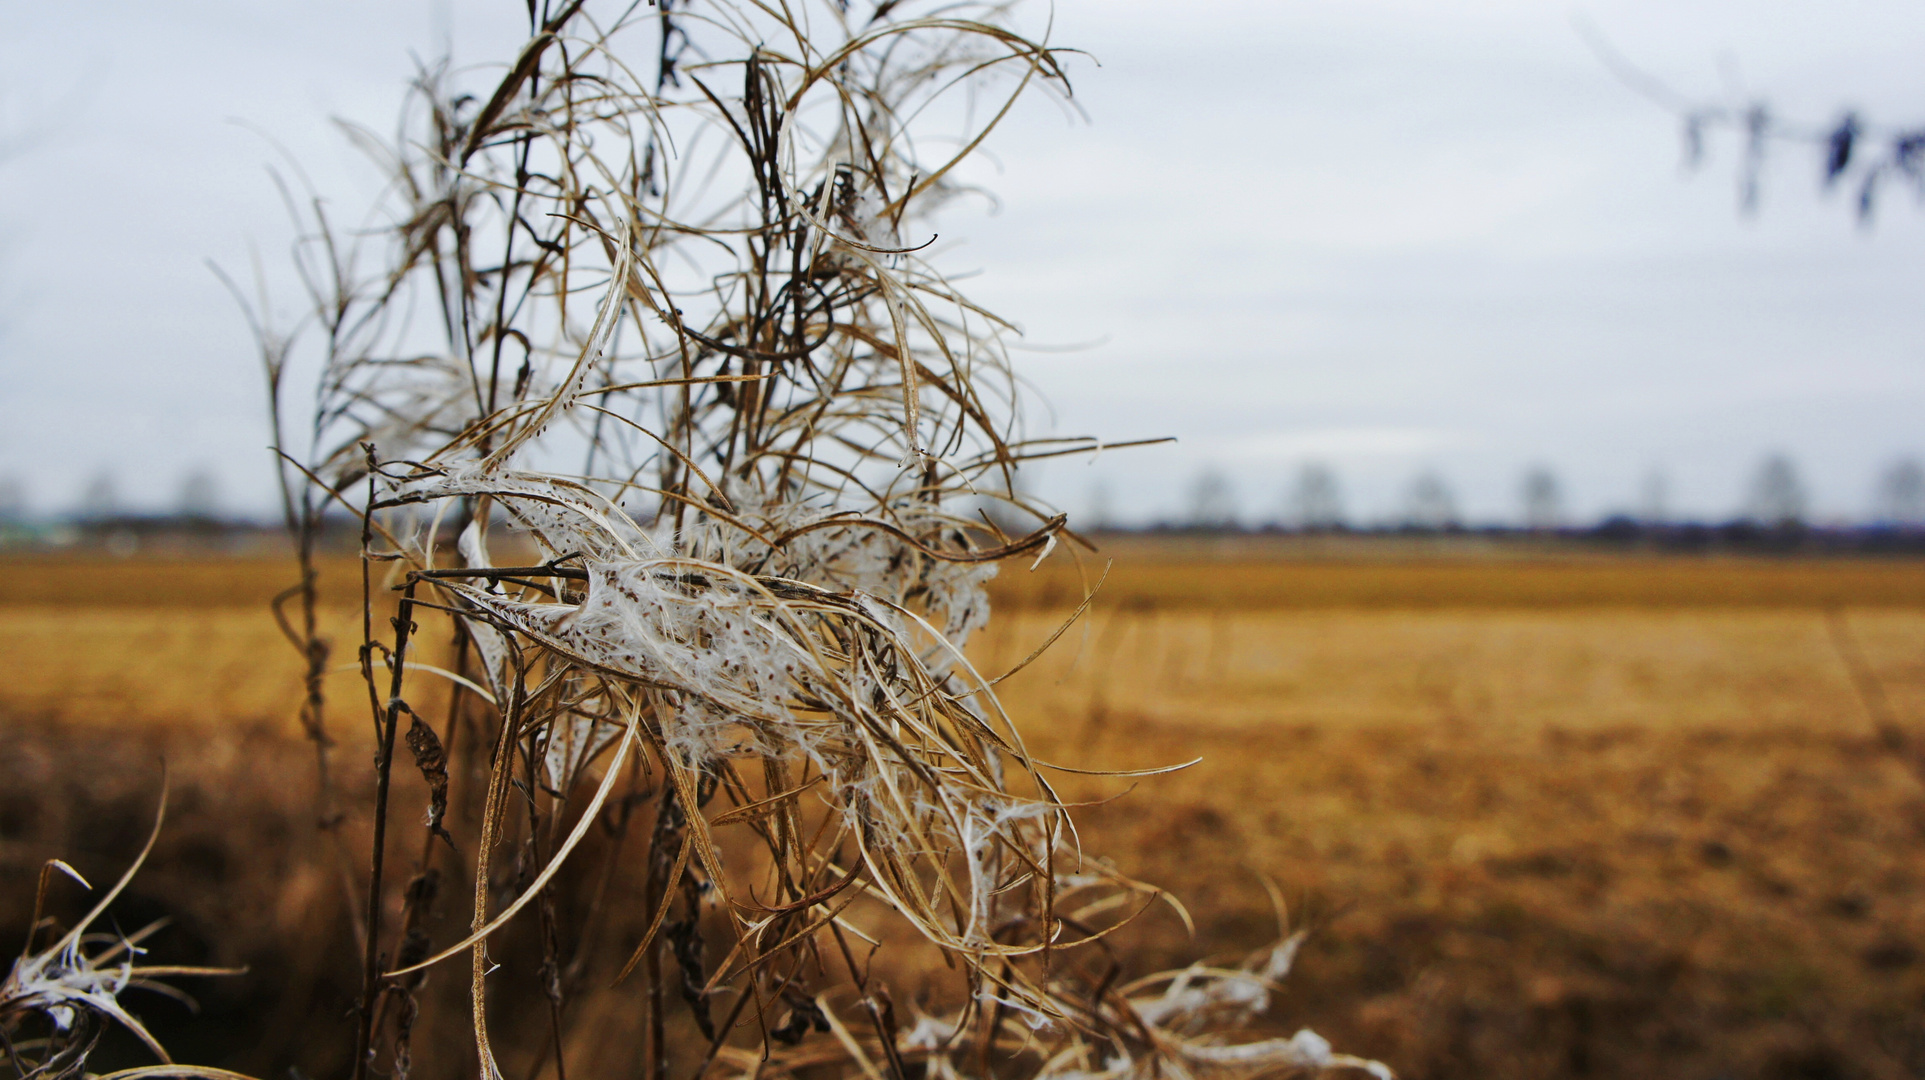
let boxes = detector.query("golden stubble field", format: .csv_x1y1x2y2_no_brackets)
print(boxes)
5,540,1925,1079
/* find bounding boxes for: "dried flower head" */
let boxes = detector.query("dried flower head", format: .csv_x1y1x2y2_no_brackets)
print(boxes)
231,2,1390,1077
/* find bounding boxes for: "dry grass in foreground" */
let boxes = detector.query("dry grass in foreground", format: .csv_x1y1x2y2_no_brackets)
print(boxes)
6,550,1925,1078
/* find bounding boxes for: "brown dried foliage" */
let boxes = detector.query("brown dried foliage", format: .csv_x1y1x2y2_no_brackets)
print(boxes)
207,5,1381,1080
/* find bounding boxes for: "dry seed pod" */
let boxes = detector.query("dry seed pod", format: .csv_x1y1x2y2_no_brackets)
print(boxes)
238,2,1390,1077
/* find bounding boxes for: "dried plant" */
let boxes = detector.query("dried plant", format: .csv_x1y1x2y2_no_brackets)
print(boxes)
1,784,245,1080
225,2,1390,1078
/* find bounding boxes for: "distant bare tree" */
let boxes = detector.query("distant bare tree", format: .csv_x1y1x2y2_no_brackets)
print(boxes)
1745,453,1807,526
78,471,117,521
1186,466,1238,530
1877,457,1925,526
1085,479,1114,532
1520,465,1563,531
1291,462,1344,531
1405,470,1459,530
177,466,221,520
1639,468,1670,525
0,476,23,522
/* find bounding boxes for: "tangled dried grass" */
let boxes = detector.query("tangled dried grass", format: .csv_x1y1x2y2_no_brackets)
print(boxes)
0,784,247,1080
217,3,1391,1078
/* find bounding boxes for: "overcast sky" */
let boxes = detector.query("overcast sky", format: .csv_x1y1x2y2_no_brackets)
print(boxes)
4,1,1925,526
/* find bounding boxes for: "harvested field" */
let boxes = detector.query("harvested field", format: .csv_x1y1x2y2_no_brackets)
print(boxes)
5,545,1925,1078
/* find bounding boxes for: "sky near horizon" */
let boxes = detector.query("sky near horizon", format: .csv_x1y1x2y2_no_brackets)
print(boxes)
4,2,1925,526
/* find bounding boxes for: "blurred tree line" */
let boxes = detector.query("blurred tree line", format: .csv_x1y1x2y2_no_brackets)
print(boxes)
1125,452,1925,540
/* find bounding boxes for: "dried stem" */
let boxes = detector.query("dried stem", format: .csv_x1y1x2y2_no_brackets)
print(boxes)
231,4,1389,1078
